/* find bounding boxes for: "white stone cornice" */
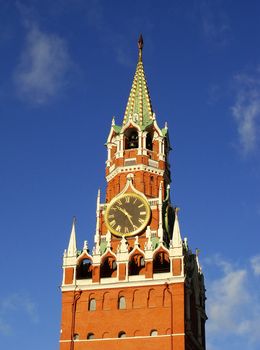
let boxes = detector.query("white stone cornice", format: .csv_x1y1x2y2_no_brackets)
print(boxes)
61,274,186,292
106,164,164,182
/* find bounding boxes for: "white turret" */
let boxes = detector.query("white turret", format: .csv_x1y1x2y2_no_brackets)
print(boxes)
171,208,183,256
67,217,77,257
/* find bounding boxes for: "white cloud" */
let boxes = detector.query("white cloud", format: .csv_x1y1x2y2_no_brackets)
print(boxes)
14,25,71,104
251,255,260,276
231,69,260,155
198,1,230,46
205,256,260,348
0,293,38,335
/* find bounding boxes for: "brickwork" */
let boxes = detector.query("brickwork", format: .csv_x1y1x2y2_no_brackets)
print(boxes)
59,37,206,350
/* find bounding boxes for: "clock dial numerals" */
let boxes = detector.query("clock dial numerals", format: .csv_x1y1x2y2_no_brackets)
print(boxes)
109,219,116,228
105,193,150,237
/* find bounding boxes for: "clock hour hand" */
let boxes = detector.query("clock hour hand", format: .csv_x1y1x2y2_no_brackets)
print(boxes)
116,206,131,217
116,206,136,229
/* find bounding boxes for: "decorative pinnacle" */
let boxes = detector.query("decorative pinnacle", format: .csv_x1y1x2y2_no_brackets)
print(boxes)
138,34,144,61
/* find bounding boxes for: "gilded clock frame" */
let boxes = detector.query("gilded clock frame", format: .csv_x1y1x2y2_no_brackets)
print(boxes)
105,192,151,237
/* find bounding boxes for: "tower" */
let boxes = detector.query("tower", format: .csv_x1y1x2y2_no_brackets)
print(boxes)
59,36,207,350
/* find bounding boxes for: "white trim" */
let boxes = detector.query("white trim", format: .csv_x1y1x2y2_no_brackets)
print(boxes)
106,164,164,182
61,275,185,291
148,159,158,168
60,333,186,343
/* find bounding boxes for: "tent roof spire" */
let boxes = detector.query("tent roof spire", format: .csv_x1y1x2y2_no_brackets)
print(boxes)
123,35,154,129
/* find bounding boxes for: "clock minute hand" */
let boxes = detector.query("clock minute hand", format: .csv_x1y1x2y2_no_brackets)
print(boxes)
116,206,136,229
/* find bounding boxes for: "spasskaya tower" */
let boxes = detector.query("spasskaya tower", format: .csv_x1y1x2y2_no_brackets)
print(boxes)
59,36,207,350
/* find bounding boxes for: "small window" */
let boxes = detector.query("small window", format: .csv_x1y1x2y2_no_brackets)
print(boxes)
125,129,138,149
88,298,96,311
87,332,94,339
146,133,153,150
150,329,158,336
73,333,79,340
118,331,126,338
118,296,126,309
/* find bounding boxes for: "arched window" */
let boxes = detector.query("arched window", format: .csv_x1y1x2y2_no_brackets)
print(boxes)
125,129,138,149
118,331,126,338
76,258,92,279
118,296,126,309
153,251,170,273
73,333,79,340
88,298,96,311
129,253,145,276
87,332,94,340
146,133,153,150
100,256,117,278
150,329,158,336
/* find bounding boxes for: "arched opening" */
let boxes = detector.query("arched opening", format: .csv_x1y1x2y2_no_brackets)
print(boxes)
148,288,157,308
100,256,117,278
76,258,92,279
118,331,126,338
73,333,79,340
129,253,145,276
153,251,170,273
88,298,96,311
150,329,158,336
125,128,138,149
102,292,111,310
118,296,126,310
87,332,94,340
146,132,153,150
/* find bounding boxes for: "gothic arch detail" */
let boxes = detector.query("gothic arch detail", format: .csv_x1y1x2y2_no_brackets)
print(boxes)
153,250,170,273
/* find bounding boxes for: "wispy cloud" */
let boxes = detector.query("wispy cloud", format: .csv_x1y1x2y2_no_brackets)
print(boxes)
251,255,260,276
231,68,260,155
14,24,71,104
198,0,231,46
205,255,260,349
0,293,38,336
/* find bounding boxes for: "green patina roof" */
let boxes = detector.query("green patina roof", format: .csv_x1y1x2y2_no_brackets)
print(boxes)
113,124,122,133
123,35,154,129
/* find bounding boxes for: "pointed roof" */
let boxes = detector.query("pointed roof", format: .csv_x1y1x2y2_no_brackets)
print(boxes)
123,35,154,129
67,217,77,256
172,208,182,247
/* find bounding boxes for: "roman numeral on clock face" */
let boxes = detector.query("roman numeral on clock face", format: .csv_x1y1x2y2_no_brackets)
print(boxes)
125,196,130,203
109,219,116,227
138,218,145,224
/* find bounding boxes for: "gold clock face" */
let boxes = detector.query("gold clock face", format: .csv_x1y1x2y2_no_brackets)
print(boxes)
105,193,150,237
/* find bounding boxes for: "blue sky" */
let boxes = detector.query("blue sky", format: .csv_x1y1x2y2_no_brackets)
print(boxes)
0,1,260,349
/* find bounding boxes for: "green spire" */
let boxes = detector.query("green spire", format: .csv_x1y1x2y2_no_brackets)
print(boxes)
123,35,154,129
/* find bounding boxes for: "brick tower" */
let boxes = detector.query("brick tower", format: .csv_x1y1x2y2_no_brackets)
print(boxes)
59,36,207,350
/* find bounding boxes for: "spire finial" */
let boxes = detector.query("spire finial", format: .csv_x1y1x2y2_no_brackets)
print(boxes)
138,34,143,62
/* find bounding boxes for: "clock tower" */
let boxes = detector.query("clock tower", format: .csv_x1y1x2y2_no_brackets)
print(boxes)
59,36,207,350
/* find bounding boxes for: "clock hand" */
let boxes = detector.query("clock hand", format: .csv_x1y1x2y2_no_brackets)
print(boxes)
125,213,136,229
116,206,136,229
116,206,132,218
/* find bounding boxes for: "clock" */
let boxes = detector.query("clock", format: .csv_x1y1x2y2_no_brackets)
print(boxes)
105,193,150,237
